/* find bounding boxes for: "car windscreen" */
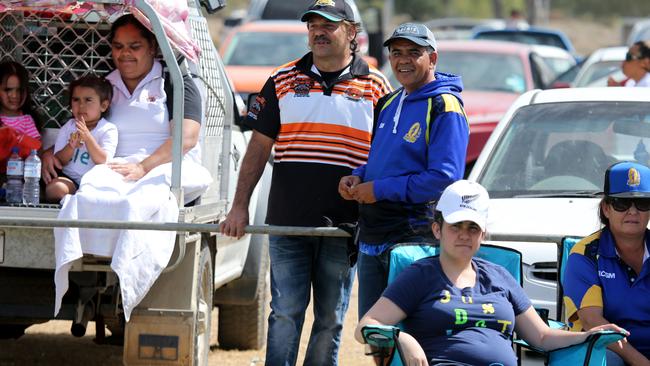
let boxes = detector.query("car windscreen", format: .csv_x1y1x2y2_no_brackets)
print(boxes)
478,102,650,198
475,31,567,50
437,51,526,93
223,31,308,66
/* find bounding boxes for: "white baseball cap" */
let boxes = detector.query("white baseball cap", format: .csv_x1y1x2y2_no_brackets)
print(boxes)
436,180,489,231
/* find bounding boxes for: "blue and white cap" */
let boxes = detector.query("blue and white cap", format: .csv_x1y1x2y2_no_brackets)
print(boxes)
437,180,490,231
383,22,437,50
604,161,650,198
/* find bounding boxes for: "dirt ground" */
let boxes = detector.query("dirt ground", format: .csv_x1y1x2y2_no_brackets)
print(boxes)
0,279,372,366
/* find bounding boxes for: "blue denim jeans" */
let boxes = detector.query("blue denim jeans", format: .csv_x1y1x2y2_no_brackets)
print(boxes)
265,235,355,366
357,250,392,318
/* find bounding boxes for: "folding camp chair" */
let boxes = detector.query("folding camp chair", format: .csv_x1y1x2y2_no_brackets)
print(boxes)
363,242,626,366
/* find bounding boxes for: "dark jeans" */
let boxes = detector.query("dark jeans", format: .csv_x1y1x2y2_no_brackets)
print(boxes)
265,235,355,366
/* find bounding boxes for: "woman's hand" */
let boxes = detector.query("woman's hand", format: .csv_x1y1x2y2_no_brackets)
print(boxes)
397,332,429,366
108,162,147,181
338,175,361,200
40,148,62,184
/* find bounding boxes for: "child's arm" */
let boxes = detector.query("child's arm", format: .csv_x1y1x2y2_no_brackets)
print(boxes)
53,122,81,166
54,138,77,166
76,118,108,164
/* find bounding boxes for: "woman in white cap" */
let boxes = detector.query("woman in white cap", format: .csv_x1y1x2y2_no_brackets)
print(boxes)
355,180,626,365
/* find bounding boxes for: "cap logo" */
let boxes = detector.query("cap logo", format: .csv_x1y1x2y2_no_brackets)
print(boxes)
315,0,335,6
628,167,641,187
462,194,479,204
396,24,420,35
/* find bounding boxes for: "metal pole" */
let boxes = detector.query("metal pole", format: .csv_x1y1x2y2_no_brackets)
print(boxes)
0,218,351,237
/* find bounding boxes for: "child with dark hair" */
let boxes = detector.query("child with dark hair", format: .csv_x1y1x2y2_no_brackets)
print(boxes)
46,75,118,202
0,60,41,138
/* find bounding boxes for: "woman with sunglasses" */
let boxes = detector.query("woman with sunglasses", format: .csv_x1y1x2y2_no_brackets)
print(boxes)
564,161,650,366
622,41,650,87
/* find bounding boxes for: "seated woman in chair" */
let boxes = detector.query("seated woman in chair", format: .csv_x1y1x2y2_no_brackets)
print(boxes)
356,180,625,366
564,161,650,366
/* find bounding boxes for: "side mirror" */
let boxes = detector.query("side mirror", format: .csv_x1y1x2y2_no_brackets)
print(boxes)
200,0,226,14
224,16,243,28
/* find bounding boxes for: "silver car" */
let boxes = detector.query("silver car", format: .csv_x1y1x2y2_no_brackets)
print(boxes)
468,87,650,318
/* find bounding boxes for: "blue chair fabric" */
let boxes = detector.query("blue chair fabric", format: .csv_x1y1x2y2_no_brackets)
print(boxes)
371,241,623,366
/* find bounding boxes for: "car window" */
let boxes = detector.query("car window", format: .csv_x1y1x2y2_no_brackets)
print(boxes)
540,56,575,76
575,60,622,87
478,102,650,197
475,31,567,50
437,51,526,93
224,32,308,66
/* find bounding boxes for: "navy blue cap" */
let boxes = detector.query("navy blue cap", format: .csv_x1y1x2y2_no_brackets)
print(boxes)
300,0,358,23
383,23,437,50
604,161,650,198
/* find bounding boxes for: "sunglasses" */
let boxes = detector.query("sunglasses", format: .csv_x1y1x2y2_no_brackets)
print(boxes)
608,197,650,212
625,52,643,62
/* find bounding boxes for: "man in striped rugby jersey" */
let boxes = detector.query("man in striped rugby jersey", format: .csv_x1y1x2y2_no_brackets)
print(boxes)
339,22,469,319
220,0,391,364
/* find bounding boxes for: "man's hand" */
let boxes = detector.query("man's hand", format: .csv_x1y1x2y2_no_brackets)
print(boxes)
41,148,62,184
219,205,249,239
351,181,376,204
338,175,361,200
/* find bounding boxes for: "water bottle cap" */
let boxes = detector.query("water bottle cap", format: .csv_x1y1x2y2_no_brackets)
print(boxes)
11,147,19,153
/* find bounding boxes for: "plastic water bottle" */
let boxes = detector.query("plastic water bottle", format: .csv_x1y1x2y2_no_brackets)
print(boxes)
6,147,24,204
23,149,41,205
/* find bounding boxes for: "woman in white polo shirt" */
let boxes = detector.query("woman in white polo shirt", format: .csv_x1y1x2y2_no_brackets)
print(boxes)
42,13,203,186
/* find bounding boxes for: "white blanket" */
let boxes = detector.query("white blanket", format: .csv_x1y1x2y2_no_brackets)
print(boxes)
54,158,212,321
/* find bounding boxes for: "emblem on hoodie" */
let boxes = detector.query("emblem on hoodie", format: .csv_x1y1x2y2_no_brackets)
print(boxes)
403,122,421,143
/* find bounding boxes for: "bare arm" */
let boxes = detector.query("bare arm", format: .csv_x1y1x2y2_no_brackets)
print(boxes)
219,131,274,238
578,307,649,365
355,297,428,366
41,147,63,183
515,306,628,352
108,118,199,180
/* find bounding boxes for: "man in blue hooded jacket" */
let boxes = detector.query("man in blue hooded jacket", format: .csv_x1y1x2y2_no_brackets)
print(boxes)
339,23,469,317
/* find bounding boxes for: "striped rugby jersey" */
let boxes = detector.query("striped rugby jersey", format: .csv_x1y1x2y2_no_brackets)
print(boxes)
246,52,391,226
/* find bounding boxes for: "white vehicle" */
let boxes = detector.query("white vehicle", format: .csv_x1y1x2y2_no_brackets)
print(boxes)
0,1,270,365
573,46,627,88
468,87,650,318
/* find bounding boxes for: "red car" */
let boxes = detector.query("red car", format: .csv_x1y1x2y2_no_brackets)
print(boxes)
383,39,568,171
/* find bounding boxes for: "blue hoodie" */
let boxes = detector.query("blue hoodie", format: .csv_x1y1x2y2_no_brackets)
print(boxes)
353,72,469,243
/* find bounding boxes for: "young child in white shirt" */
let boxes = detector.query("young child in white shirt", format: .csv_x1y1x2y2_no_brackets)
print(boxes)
46,75,118,202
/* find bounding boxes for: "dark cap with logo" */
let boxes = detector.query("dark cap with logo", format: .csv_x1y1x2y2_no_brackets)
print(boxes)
383,22,437,50
300,0,358,23
604,161,650,198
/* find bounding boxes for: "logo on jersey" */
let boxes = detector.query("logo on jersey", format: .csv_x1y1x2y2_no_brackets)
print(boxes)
403,122,421,143
247,95,266,120
293,80,313,97
628,167,641,187
598,270,615,279
344,87,363,102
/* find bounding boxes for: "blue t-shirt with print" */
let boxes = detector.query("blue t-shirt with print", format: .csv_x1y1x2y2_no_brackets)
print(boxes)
383,256,531,366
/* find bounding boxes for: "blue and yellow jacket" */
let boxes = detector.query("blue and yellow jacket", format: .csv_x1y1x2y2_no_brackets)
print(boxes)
353,72,469,243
